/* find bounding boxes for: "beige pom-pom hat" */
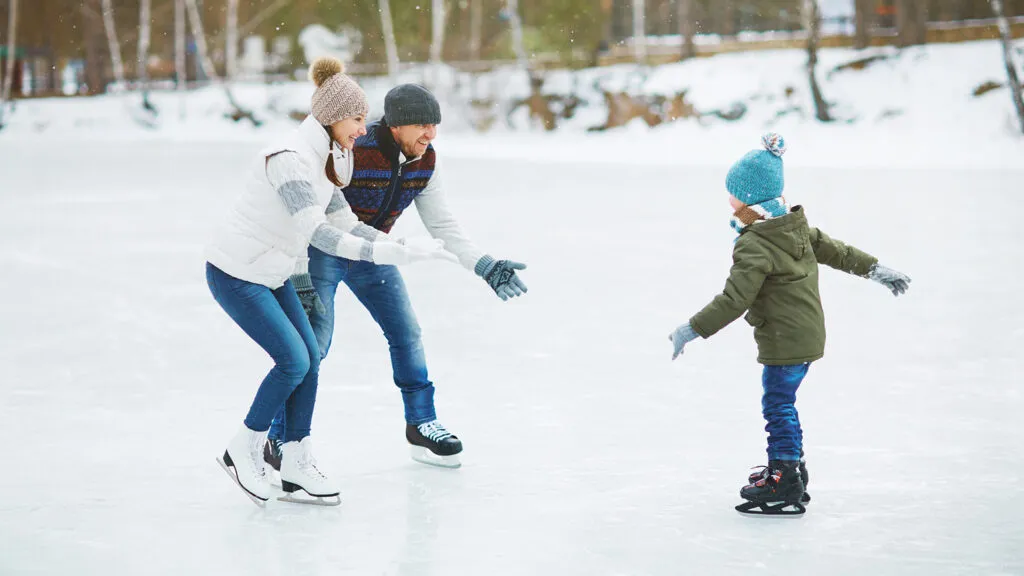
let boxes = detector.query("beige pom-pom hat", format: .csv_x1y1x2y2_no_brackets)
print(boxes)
309,56,369,126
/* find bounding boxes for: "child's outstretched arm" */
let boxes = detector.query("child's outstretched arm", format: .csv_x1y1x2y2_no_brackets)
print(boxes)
810,228,911,296
808,228,877,276
669,238,772,359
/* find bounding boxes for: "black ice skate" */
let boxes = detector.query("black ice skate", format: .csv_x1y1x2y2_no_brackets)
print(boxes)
406,421,462,468
747,455,810,504
736,460,806,516
264,438,283,486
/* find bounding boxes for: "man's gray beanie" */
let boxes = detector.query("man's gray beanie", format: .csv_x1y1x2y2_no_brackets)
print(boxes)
384,84,442,127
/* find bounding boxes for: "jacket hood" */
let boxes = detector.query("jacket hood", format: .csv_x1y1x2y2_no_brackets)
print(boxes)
744,205,809,260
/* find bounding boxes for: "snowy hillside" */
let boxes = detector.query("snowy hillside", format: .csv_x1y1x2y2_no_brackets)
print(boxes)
1,40,1021,169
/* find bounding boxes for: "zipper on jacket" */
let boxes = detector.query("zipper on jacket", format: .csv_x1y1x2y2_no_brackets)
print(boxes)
369,156,418,230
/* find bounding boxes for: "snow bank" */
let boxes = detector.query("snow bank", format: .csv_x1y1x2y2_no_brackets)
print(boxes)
1,40,1021,169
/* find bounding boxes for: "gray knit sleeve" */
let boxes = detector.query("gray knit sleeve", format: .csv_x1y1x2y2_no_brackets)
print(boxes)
325,188,385,242
265,152,374,261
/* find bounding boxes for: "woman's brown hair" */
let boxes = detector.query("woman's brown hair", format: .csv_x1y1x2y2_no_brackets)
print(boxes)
325,151,344,187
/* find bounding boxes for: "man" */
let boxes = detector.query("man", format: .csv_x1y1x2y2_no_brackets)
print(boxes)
267,84,528,469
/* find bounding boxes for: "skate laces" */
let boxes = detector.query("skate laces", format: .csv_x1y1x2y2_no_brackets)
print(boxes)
417,421,453,442
249,432,268,479
297,439,327,479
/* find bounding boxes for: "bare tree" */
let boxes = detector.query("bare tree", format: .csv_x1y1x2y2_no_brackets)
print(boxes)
632,0,646,64
175,0,186,118
429,0,446,89
469,0,483,61
802,0,832,122
379,0,400,80
0,0,18,126
678,0,695,60
137,0,154,110
183,0,257,124
81,1,105,95
991,0,1024,134
100,0,127,91
226,0,239,80
506,0,528,70
854,0,872,49
896,0,927,47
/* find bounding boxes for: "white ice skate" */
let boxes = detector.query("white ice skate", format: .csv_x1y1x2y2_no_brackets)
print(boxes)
277,437,341,506
217,425,273,507
407,421,463,469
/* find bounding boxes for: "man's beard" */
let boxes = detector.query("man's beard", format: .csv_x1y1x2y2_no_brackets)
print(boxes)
400,141,424,159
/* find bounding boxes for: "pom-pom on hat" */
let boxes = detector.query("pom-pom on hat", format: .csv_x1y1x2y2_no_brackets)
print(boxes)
725,133,787,206
309,56,369,126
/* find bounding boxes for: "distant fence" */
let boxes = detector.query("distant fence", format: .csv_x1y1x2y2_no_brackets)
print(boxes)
597,16,1024,66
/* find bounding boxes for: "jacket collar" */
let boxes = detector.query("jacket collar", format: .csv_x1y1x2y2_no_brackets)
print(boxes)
297,115,331,165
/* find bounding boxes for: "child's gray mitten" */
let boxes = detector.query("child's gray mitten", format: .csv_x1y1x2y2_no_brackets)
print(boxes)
669,323,699,360
290,273,327,316
868,264,911,297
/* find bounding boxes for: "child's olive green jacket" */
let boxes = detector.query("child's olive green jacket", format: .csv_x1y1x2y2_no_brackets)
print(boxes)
689,206,877,365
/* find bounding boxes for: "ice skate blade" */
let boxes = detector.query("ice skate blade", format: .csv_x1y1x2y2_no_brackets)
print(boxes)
277,480,341,506
735,500,805,516
410,446,462,469
277,492,341,507
216,456,267,508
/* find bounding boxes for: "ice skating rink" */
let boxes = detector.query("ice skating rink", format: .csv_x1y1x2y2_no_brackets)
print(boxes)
1,139,1021,575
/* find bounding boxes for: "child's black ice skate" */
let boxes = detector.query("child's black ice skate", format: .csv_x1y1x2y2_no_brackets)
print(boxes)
406,421,462,468
747,456,810,504
736,460,806,516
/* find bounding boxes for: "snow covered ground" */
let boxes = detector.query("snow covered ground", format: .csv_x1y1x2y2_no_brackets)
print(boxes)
1,130,1022,574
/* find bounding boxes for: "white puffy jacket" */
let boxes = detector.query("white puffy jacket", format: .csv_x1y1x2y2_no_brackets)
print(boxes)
206,117,390,288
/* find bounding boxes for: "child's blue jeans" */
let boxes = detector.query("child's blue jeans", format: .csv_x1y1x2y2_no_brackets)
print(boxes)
761,363,811,461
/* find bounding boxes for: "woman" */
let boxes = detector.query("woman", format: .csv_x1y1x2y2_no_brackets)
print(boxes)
206,57,452,507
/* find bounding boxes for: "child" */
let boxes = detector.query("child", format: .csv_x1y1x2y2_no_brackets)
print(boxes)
668,133,910,515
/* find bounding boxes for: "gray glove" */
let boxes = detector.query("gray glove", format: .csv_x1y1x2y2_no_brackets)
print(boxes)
868,264,911,297
669,322,699,360
290,273,326,316
475,255,528,301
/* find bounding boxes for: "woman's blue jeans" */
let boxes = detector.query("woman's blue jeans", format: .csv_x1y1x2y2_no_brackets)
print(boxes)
207,263,320,442
269,247,436,442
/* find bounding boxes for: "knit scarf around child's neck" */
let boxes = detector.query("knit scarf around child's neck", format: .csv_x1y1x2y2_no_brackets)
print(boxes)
730,197,791,236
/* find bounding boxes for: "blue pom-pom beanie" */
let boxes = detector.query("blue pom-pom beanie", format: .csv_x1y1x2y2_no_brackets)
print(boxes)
725,133,787,205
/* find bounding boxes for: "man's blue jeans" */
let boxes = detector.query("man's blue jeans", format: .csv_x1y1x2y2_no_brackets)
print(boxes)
269,247,436,441
206,263,320,442
761,363,811,461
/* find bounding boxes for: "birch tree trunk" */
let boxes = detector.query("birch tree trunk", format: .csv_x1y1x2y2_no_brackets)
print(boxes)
991,0,1024,134
175,0,186,118
100,0,127,91
632,0,646,64
137,0,153,107
803,0,831,122
429,0,445,89
469,0,482,61
678,0,695,60
183,0,256,123
506,0,528,70
226,0,239,80
379,0,400,80
0,0,18,126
